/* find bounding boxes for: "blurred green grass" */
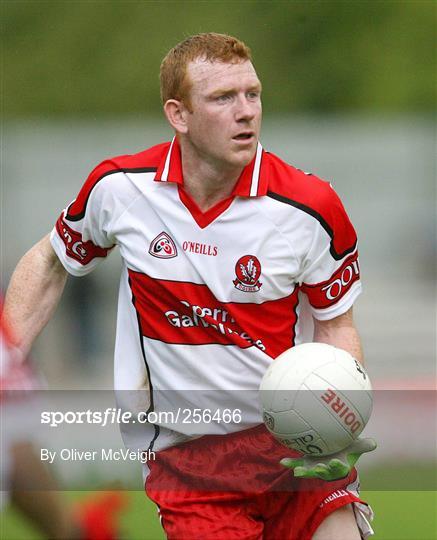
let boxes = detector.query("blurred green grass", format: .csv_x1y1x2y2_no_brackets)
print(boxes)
2,463,436,539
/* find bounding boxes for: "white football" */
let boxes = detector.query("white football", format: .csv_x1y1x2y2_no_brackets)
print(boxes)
259,343,373,456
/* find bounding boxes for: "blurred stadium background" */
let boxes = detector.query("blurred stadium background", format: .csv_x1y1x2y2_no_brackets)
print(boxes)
2,1,436,539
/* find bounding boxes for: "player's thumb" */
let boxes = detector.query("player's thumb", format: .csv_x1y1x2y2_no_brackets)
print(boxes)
350,437,377,455
280,457,304,469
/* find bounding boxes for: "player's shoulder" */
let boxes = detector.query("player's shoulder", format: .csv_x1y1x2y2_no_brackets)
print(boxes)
263,151,357,259
87,141,170,181
265,150,341,217
65,142,170,221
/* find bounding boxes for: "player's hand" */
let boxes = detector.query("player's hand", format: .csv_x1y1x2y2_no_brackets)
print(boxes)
280,437,377,481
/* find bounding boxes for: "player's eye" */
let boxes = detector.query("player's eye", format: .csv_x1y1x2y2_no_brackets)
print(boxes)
215,94,232,103
247,91,260,100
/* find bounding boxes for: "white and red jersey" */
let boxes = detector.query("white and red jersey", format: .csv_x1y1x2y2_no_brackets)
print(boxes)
50,139,362,452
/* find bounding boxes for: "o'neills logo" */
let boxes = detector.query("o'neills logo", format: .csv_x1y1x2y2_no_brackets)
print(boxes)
233,255,262,292
182,240,218,256
149,232,177,259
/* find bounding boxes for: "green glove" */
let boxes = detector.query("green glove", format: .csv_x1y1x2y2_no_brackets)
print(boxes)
280,437,377,481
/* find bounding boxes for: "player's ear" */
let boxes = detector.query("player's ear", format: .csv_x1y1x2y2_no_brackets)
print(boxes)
163,99,189,135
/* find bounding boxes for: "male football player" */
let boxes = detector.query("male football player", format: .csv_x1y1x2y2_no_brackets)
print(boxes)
4,33,375,539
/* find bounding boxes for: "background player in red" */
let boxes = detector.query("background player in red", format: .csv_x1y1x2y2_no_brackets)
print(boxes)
0,301,126,539
4,33,375,539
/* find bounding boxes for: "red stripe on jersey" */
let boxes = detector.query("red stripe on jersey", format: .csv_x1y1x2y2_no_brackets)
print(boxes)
266,154,357,259
154,139,181,183
55,214,112,265
301,252,360,309
233,143,268,197
128,270,299,358
66,145,168,221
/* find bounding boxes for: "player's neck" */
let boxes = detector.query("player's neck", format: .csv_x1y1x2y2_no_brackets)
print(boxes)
180,144,243,212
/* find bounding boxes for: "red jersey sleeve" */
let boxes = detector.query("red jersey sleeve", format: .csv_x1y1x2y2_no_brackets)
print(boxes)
298,184,361,320
50,159,122,276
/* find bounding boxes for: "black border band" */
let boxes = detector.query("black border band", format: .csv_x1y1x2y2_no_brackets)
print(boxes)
267,191,357,260
66,167,157,222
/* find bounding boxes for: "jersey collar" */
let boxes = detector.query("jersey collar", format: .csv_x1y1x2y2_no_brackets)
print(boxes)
154,137,269,197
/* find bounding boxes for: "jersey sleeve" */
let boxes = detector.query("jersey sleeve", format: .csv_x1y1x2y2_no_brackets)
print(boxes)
298,186,362,320
50,160,121,277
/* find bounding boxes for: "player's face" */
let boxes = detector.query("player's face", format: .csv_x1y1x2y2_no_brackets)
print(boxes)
183,59,262,171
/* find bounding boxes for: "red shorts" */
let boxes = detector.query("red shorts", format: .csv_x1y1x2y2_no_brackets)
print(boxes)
145,425,371,540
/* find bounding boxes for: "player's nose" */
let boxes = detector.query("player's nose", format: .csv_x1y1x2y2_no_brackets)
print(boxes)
234,95,256,122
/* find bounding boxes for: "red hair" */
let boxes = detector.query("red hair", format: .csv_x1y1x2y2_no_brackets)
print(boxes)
160,33,252,108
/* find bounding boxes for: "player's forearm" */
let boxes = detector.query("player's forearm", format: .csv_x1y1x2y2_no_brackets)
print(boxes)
313,308,363,364
3,234,68,356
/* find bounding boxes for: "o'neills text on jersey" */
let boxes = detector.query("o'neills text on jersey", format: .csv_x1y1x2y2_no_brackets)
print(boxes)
319,490,349,508
182,241,218,256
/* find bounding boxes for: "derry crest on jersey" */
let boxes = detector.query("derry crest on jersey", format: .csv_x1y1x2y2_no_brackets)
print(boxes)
233,255,263,293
